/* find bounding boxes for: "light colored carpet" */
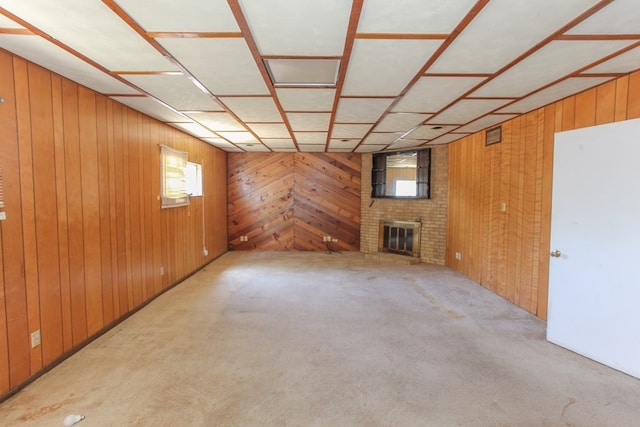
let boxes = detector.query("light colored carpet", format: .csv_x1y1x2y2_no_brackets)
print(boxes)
1,251,639,426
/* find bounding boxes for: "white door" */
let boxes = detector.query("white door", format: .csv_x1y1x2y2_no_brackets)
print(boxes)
547,118,640,379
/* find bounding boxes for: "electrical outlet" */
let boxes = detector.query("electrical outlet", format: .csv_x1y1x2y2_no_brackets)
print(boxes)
455,252,462,260
240,236,249,242
203,248,209,256
501,202,507,212
31,330,41,348
331,238,338,243
0,212,6,221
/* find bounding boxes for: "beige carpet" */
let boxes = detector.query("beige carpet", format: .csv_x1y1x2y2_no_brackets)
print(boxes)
1,251,639,426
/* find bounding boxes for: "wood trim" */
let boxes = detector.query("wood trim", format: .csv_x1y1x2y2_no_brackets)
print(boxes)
355,33,448,40
148,32,242,38
557,34,640,41
262,55,342,60
0,28,32,35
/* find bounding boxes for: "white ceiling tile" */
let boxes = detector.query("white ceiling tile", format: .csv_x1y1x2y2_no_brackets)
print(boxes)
428,99,512,124
217,132,260,144
247,123,291,138
0,35,139,94
276,88,336,111
0,0,177,71
356,145,387,153
473,41,632,98
220,97,282,122
455,114,518,134
374,113,430,132
567,0,640,34
343,39,443,96
170,122,218,138
204,139,237,149
111,96,186,122
265,59,340,86
159,38,269,95
335,98,394,123
225,147,244,152
585,47,640,74
327,148,354,153
238,0,351,56
115,0,239,32
358,0,476,33
262,139,296,149
392,76,486,113
428,133,468,145
287,113,331,131
298,145,326,152
122,74,223,111
429,0,601,73
328,139,360,150
497,77,611,114
387,139,427,150
331,124,373,139
408,125,459,140
186,112,245,131
0,14,24,28
241,144,271,152
362,133,402,145
294,132,327,144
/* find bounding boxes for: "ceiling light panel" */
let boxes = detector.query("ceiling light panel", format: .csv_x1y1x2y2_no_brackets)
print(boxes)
265,59,340,87
294,132,328,144
115,0,239,32
238,0,351,56
374,113,430,132
0,14,24,28
122,74,223,111
219,97,282,122
358,0,476,33
247,123,291,138
566,0,640,34
216,132,260,144
159,38,269,95
497,77,612,114
286,113,331,131
428,0,601,74
110,96,186,122
428,99,512,124
186,112,245,131
342,39,443,96
275,88,336,111
455,114,518,134
0,0,177,71
335,98,394,123
331,124,373,139
392,76,486,113
585,47,640,74
0,35,139,95
362,133,403,145
472,40,633,98
170,122,218,138
408,125,459,140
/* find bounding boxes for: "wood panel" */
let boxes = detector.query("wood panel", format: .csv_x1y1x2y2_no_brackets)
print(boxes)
228,153,361,251
0,48,228,399
447,69,640,319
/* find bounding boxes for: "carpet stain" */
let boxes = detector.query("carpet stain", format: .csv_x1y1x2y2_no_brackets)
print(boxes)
561,397,577,417
408,283,465,319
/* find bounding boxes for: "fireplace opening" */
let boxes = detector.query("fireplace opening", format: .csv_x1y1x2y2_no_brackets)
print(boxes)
378,220,421,258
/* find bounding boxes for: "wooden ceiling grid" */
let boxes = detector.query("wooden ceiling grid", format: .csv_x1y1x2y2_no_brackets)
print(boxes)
0,0,639,152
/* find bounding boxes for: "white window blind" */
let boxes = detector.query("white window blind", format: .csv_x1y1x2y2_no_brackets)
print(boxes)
160,145,189,208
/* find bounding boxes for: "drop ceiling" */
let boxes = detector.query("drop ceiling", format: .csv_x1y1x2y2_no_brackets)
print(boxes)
0,0,638,153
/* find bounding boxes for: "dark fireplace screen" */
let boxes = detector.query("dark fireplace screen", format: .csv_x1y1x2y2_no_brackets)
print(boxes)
378,220,421,258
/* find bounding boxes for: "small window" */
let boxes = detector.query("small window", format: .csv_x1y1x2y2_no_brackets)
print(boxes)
185,161,203,197
160,145,189,208
371,149,431,199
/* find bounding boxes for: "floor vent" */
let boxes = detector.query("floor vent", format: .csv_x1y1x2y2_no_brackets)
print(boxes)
378,220,421,258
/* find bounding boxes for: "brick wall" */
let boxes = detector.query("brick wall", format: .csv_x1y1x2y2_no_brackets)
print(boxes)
360,146,448,265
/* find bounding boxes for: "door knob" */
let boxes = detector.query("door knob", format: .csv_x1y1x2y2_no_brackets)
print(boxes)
550,249,561,258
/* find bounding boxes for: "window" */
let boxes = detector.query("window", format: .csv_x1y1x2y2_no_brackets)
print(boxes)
185,161,203,197
371,149,431,199
160,145,189,208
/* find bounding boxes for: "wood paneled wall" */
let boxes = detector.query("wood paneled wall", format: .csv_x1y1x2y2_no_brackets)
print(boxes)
228,152,360,251
0,49,228,398
447,70,640,319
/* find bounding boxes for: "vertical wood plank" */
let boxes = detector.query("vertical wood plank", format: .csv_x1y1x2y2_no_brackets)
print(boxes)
614,75,629,121
627,70,640,119
595,80,616,125
574,88,597,129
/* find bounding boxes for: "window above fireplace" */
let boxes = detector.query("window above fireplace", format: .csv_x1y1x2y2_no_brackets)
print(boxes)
371,149,431,199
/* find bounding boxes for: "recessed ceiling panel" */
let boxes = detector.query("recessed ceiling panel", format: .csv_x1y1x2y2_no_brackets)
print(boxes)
356,145,387,153
220,97,282,122
0,0,177,71
0,14,24,28
331,124,373,139
287,113,331,131
408,125,459,140
239,0,351,56
358,0,476,33
497,77,612,114
428,133,468,145
585,47,640,74
362,133,402,145
392,76,486,113
115,0,239,32
343,39,443,96
159,38,269,95
329,140,360,151
265,59,340,87
374,113,430,132
170,122,218,138
298,145,326,152
276,88,336,111
428,0,601,73
0,35,139,94
428,99,512,125
335,98,393,123
247,123,291,138
455,114,518,134
567,0,640,34
294,132,327,144
262,139,296,150
387,139,427,150
473,41,632,98
241,144,270,152
217,132,260,144
110,96,186,122
186,112,245,131
122,74,223,111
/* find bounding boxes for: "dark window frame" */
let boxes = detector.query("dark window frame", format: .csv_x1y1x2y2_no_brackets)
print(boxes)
371,149,431,199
